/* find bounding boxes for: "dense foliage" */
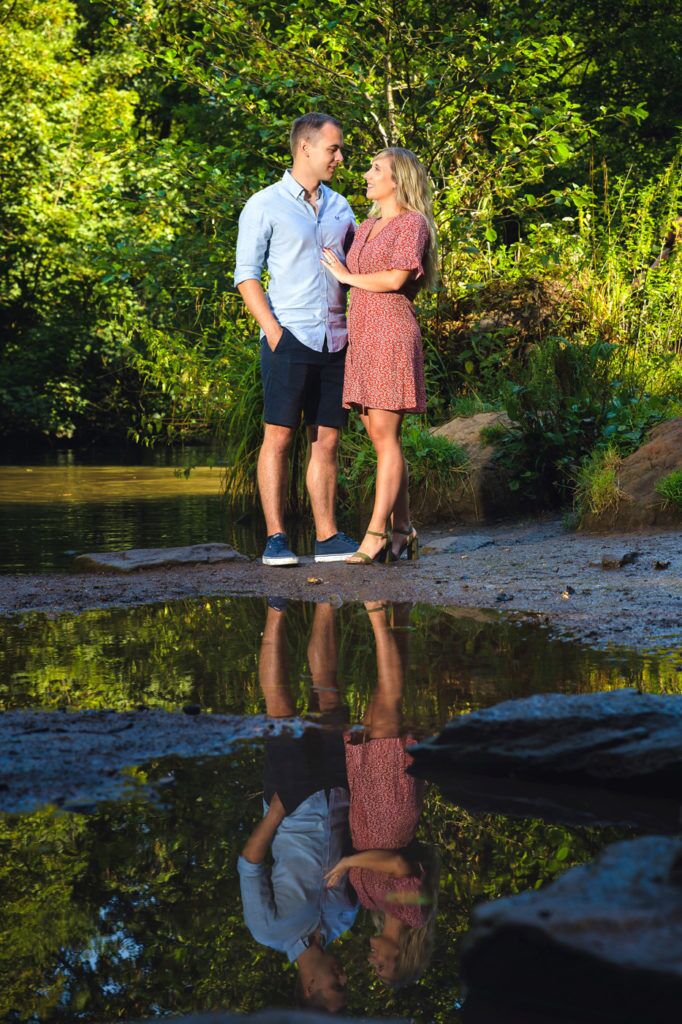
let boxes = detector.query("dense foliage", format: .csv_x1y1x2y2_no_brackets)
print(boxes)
1,0,681,504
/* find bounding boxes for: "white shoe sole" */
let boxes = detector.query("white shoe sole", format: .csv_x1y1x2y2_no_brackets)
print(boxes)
314,552,357,562
262,555,299,566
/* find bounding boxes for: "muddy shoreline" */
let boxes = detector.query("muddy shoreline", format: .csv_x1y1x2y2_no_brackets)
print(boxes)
1,517,680,652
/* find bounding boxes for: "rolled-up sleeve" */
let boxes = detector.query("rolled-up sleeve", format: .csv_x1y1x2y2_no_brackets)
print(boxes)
238,855,278,944
234,194,272,288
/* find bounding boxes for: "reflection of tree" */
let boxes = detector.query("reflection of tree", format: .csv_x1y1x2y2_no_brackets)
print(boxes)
0,600,674,716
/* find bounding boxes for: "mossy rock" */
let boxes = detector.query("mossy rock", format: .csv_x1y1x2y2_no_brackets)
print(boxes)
581,418,682,531
429,412,519,522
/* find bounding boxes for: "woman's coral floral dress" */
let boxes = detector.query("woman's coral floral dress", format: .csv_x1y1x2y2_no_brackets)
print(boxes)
343,210,429,414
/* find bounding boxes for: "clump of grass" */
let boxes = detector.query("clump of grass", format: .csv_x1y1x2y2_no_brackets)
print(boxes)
655,469,682,511
574,446,624,525
445,396,500,419
479,421,509,446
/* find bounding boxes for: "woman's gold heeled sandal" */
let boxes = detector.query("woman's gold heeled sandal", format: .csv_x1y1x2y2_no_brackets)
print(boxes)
346,529,393,565
392,525,419,561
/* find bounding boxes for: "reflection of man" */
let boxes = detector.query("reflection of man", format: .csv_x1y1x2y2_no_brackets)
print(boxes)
234,112,358,567
237,601,357,1012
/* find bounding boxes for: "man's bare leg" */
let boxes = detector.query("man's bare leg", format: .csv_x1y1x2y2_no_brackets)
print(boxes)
306,424,340,541
307,602,341,714
259,605,295,717
258,423,295,537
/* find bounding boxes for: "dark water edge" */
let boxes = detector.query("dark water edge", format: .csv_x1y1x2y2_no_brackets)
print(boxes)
0,597,677,1022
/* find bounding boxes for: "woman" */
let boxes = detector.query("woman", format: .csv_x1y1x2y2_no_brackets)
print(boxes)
321,147,438,564
323,602,440,987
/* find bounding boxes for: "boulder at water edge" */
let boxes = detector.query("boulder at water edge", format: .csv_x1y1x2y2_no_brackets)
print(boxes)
74,542,248,572
409,689,682,794
461,836,682,1024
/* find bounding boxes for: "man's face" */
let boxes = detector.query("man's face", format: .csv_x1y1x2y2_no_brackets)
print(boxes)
301,122,344,181
309,952,348,1012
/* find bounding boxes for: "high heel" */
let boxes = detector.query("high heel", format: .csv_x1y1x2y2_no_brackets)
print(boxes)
346,529,393,565
392,525,419,561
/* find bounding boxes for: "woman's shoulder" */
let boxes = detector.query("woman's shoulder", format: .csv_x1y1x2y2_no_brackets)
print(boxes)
400,209,428,226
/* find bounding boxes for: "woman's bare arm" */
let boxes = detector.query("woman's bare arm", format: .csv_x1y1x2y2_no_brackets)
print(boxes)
321,248,412,292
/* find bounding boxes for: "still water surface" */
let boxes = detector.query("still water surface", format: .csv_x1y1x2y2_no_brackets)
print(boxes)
1,597,679,1022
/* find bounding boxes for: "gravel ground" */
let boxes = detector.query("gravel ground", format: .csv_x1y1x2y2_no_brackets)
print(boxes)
0,516,680,652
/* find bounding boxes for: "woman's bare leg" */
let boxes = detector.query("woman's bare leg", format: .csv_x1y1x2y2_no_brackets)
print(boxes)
363,602,403,738
307,601,341,714
348,408,405,562
258,606,295,717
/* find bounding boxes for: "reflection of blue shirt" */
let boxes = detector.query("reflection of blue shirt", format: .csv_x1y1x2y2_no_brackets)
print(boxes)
233,170,356,352
238,788,358,962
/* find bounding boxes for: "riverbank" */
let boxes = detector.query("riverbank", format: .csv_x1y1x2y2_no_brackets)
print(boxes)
1,516,679,652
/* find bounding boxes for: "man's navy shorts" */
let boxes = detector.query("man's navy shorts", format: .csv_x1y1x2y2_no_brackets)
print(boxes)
260,327,348,429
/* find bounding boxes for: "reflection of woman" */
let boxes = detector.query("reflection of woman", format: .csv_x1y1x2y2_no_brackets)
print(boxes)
324,603,439,987
321,148,438,564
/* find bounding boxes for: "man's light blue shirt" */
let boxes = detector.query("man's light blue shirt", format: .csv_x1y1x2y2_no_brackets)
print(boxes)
238,787,358,962
233,170,356,352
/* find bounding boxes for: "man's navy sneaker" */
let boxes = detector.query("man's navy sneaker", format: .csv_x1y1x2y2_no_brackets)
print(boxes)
314,532,358,563
262,533,299,567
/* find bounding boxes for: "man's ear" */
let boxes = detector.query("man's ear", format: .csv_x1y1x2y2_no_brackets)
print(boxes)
305,976,316,997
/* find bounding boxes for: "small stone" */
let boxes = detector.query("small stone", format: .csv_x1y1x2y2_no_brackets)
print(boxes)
654,560,671,571
306,576,324,585
495,591,514,603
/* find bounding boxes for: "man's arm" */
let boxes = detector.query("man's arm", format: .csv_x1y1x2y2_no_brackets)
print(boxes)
241,792,287,864
233,193,283,352
237,279,283,352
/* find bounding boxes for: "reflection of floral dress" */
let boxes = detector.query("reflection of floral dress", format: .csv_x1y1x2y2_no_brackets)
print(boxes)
344,735,428,928
343,211,429,414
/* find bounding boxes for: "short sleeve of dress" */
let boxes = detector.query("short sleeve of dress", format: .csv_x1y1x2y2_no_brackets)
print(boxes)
385,213,430,280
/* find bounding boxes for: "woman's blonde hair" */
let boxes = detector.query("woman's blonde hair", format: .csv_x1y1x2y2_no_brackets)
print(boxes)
369,844,441,989
370,147,438,290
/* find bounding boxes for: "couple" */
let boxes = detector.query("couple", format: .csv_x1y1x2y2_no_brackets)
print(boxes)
237,600,438,1012
234,112,437,567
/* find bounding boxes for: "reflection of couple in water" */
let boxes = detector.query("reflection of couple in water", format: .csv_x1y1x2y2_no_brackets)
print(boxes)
238,599,439,1012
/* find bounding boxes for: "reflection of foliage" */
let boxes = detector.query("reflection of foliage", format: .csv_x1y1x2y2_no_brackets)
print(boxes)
0,810,91,1019
1,599,679,718
0,751,626,1023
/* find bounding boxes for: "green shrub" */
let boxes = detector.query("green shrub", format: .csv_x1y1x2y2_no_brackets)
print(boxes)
655,469,682,510
339,419,469,520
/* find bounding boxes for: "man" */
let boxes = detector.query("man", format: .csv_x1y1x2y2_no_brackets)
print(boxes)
234,112,358,566
238,601,356,1012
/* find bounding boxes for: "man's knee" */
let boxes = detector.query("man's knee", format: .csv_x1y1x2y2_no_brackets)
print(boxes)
262,424,295,457
308,425,340,459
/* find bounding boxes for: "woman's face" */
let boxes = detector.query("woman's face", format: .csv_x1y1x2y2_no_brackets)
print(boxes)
364,156,396,202
367,934,399,980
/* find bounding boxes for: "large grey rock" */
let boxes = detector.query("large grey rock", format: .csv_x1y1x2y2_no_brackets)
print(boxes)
74,542,248,572
461,836,682,1024
410,689,682,794
0,709,300,813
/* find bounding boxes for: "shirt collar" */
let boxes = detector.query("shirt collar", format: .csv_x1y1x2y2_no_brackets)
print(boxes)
282,169,324,202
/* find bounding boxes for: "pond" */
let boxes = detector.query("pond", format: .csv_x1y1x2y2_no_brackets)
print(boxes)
0,449,359,574
1,597,679,1022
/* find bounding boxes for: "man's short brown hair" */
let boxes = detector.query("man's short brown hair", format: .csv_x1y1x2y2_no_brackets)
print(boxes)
290,112,342,157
